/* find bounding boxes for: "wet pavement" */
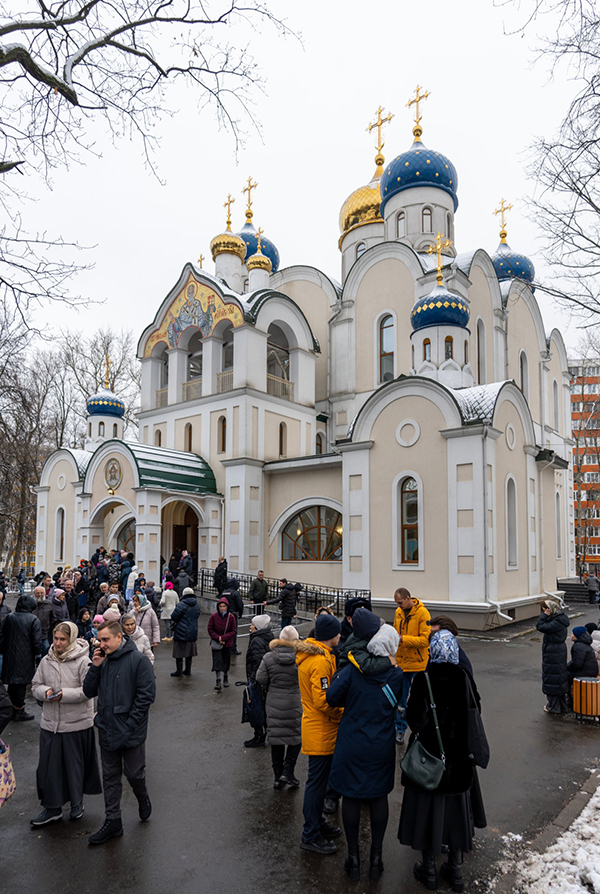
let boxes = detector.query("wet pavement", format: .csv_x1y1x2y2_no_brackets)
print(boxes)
2,607,600,894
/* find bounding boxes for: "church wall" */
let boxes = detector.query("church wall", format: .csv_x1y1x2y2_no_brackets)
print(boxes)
45,459,78,568
468,266,496,386
103,503,132,548
505,296,542,423
353,257,415,392
366,393,450,599
263,466,343,587
174,414,202,453
89,456,137,512
264,410,301,462
274,279,329,403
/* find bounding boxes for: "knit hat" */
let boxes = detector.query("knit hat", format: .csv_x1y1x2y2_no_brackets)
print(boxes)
352,606,380,641
53,589,65,599
103,607,121,622
280,625,299,642
367,623,400,657
430,629,459,665
573,626,587,639
344,596,370,618
315,613,341,641
93,614,104,626
182,587,195,596
164,581,174,589
251,614,271,630
585,622,598,634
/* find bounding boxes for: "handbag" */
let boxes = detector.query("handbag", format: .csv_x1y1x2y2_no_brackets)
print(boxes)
0,738,16,808
465,674,490,769
210,612,230,650
241,680,265,727
400,672,446,791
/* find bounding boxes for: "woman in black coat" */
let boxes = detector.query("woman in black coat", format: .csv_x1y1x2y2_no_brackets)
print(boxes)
536,601,570,714
170,587,200,678
567,626,599,684
0,595,43,721
243,615,274,749
398,629,486,893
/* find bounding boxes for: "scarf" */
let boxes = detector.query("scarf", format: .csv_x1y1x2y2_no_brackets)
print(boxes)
51,620,80,662
429,629,459,665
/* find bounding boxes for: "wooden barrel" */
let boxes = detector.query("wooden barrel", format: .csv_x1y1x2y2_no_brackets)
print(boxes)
572,677,600,718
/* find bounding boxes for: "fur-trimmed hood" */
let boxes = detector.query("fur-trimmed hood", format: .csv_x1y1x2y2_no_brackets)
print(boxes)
270,638,300,651
295,637,328,664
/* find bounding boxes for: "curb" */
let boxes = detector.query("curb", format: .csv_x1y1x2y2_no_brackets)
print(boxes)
492,766,600,893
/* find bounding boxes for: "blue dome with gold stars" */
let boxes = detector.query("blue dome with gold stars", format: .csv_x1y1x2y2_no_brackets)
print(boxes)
411,284,470,332
87,388,125,418
491,240,535,286
237,221,280,273
380,140,458,216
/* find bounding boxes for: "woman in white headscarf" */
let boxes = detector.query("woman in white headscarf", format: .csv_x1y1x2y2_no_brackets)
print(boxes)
30,621,101,827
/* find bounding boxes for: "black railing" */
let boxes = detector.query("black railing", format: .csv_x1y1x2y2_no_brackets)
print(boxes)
198,567,370,618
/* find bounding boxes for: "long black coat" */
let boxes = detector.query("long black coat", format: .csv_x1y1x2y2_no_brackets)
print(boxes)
0,595,42,685
171,595,201,642
246,627,274,681
568,631,599,682
278,583,297,617
213,560,228,594
0,682,12,735
536,611,570,696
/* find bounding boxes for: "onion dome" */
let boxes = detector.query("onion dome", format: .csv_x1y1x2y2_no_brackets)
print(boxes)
411,283,470,332
339,158,384,241
87,387,125,418
491,239,535,285
246,230,273,273
380,138,458,216
210,196,246,261
238,220,280,272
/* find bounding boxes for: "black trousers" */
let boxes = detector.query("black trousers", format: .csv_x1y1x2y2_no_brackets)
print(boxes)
100,743,148,820
271,743,301,779
8,683,27,709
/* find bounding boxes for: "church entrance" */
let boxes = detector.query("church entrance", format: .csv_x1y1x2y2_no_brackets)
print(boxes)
161,500,202,571
172,506,198,554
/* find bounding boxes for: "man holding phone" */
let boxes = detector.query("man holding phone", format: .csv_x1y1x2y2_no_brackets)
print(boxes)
83,619,155,845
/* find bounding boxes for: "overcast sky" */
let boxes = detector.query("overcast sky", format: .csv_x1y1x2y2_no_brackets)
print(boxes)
26,0,582,354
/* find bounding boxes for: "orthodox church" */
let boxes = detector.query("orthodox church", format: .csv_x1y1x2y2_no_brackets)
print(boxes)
36,88,573,628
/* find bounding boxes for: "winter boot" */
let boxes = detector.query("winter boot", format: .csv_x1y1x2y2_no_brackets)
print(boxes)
88,818,124,845
440,849,463,893
413,851,437,890
214,673,222,691
171,659,183,677
13,705,34,721
223,673,229,687
137,795,152,822
183,657,192,676
369,846,384,880
244,732,263,748
344,845,360,881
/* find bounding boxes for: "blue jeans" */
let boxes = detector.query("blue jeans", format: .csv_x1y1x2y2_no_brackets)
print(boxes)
395,671,416,737
40,638,50,658
281,616,294,630
302,754,333,843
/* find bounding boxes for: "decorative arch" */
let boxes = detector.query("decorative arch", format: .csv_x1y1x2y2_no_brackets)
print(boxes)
253,297,315,354
89,495,138,528
106,512,136,548
454,248,504,318
374,309,397,385
342,241,426,307
268,496,343,547
160,495,206,524
491,382,536,448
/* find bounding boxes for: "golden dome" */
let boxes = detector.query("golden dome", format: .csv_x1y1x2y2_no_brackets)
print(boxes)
339,157,384,243
246,247,272,273
210,230,246,262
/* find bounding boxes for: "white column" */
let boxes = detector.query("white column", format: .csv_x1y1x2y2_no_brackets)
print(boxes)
140,356,163,411
232,325,267,391
201,336,222,396
167,348,188,406
222,459,264,573
290,347,315,406
134,490,161,577
338,441,372,590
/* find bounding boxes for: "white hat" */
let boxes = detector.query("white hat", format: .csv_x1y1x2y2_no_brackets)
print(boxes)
252,614,271,630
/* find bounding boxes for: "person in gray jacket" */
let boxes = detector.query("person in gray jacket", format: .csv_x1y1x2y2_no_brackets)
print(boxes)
256,625,302,788
83,619,156,845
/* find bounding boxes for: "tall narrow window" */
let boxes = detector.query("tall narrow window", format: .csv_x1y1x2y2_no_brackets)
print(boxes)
397,212,406,238
98,422,105,437
519,351,529,401
184,423,192,452
218,416,227,453
222,323,234,371
154,429,161,447
556,492,562,558
113,423,118,438
401,478,419,563
279,422,287,457
316,433,324,455
379,314,394,383
56,508,65,562
422,207,433,233
423,338,431,362
444,336,453,360
464,340,469,364
446,212,453,242
476,319,486,384
88,422,92,437
507,477,517,567
356,241,367,259
553,380,559,430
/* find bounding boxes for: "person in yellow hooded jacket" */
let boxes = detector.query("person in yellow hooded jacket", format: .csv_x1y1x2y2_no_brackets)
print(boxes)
392,587,431,745
297,613,344,855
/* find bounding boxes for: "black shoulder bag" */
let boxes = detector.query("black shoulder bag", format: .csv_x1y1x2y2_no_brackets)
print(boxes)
400,672,446,791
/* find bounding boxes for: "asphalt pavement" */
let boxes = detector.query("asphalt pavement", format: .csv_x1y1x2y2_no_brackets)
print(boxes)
2,606,600,894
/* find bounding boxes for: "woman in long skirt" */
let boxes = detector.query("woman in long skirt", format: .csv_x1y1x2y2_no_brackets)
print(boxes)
30,621,101,826
170,587,201,677
207,596,237,691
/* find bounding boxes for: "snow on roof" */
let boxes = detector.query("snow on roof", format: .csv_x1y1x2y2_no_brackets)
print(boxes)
65,448,94,478
452,381,508,423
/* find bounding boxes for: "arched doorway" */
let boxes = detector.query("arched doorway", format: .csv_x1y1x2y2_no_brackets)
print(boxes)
161,500,202,572
173,505,198,554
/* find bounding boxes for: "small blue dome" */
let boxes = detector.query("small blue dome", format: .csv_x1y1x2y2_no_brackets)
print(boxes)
491,240,535,286
237,221,280,273
87,388,125,418
411,284,470,332
381,139,458,216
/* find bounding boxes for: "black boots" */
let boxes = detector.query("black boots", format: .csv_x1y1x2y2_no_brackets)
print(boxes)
214,673,222,691
440,849,464,893
413,850,437,890
369,846,384,880
344,846,360,881
182,657,192,676
13,705,34,721
243,732,266,748
171,659,183,677
89,818,124,845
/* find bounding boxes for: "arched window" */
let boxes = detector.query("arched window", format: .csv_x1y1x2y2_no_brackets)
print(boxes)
187,331,203,380
556,492,562,559
356,241,367,259
161,350,169,386
222,323,234,371
446,212,453,242
267,324,290,381
56,508,65,562
553,380,559,430
88,422,92,437
98,421,105,437
400,477,419,564
379,314,394,383
184,422,192,452
279,422,287,457
396,212,406,238
423,338,431,362
154,429,161,447
519,351,529,401
506,477,518,567
218,416,227,453
422,207,433,233
113,423,118,438
476,319,486,384
316,433,324,455
444,336,453,360
282,506,342,561
116,519,136,554
464,339,469,364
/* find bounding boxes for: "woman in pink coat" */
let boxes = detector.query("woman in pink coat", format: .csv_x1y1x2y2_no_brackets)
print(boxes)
131,593,160,648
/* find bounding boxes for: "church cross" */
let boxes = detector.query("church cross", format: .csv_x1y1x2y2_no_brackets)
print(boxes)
223,194,235,231
366,105,394,156
426,232,453,285
104,353,111,390
256,226,264,253
407,84,430,139
197,253,204,268
493,198,513,243
243,176,258,221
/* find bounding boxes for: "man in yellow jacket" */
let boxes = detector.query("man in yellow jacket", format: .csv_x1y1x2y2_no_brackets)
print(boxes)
296,613,343,855
393,587,431,745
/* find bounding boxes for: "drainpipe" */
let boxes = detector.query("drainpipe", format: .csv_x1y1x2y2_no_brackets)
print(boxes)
326,300,343,446
538,455,556,598
482,423,512,622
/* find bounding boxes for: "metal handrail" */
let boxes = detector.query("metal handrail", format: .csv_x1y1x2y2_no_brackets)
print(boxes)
155,387,168,408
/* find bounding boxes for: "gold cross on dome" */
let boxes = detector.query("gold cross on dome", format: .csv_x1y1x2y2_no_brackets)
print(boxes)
493,198,513,243
223,194,235,231
366,105,394,155
104,353,111,390
407,85,430,139
243,176,258,221
426,232,453,285
256,227,264,253
197,253,204,268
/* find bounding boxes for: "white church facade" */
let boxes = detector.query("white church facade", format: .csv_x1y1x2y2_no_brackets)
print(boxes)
36,93,574,628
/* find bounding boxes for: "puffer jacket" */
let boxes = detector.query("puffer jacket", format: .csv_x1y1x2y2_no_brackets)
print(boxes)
171,595,201,641
132,604,160,645
127,625,155,665
536,610,569,696
296,638,343,755
568,631,599,681
338,632,392,676
0,595,42,684
31,640,95,733
222,580,244,618
160,588,178,620
34,598,54,639
256,639,302,746
51,594,70,624
83,637,156,750
279,583,297,617
207,600,236,648
246,627,274,681
393,597,431,672
591,630,600,659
